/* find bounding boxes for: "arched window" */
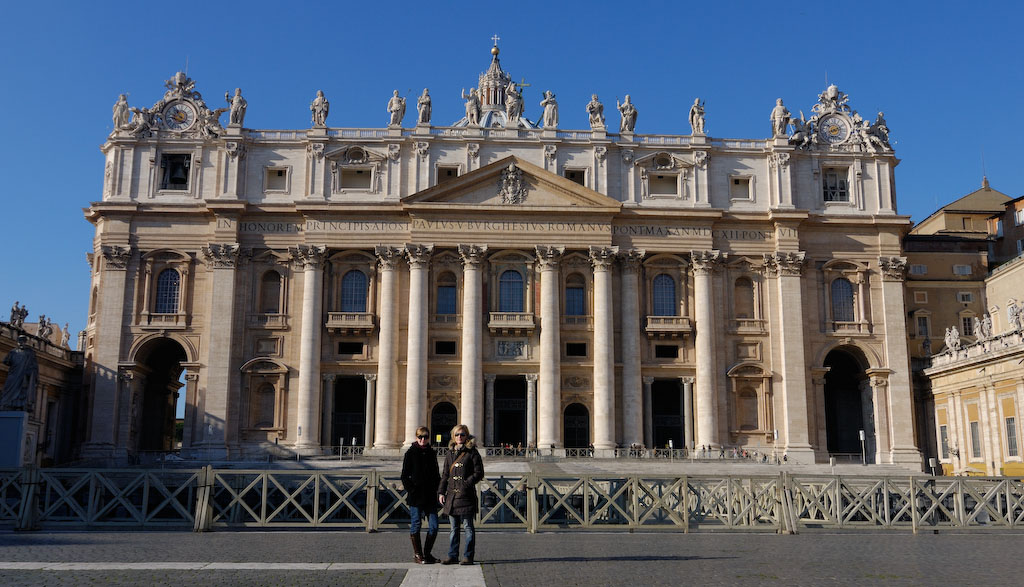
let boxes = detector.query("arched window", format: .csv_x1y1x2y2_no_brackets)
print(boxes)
436,271,457,315
341,270,368,312
652,274,676,316
734,277,754,319
831,278,855,322
565,273,586,316
738,388,758,431
260,271,282,314
498,270,524,312
252,383,276,428
155,269,180,314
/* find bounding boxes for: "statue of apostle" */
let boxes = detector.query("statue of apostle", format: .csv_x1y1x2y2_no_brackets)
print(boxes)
1,336,38,412
311,90,329,127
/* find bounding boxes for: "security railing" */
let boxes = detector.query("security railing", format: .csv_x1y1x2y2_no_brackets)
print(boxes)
2,468,1022,533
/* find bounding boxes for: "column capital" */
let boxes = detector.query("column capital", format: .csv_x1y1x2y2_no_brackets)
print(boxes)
322,373,337,383
363,373,378,382
642,376,655,385
617,248,645,272
374,245,404,270
680,376,695,385
878,256,908,281
289,244,327,269
404,243,434,268
535,245,565,270
763,251,806,277
458,244,489,267
100,244,133,270
690,250,725,275
484,373,497,383
524,373,539,382
201,242,240,269
589,246,619,271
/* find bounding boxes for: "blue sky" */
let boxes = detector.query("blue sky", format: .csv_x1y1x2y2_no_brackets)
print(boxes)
1,0,1021,346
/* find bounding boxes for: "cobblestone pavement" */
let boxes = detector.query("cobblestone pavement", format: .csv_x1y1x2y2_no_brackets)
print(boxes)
1,529,1023,586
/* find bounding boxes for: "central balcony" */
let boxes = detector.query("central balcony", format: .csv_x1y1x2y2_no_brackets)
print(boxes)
488,312,535,336
645,316,693,339
326,312,375,335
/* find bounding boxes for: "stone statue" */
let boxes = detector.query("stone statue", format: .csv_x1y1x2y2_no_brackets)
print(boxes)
61,323,70,348
310,90,329,127
127,106,154,137
617,95,637,133
1009,300,1023,332
10,302,22,328
689,98,705,135
921,336,932,355
37,315,52,342
788,111,813,148
1,336,38,412
416,88,431,124
461,88,481,126
770,98,790,137
387,90,406,127
981,314,993,339
586,94,605,129
974,316,986,341
944,326,961,352
540,91,558,128
112,94,131,130
225,88,247,126
504,81,524,125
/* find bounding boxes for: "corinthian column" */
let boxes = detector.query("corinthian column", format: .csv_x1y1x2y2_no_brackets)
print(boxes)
590,246,618,450
691,250,724,448
764,251,814,463
404,244,433,445
291,244,326,453
618,249,645,446
536,245,565,448
525,373,538,448
373,246,403,450
459,244,488,438
878,256,921,466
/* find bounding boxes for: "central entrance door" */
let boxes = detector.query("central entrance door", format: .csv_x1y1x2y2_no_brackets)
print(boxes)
563,403,590,448
652,379,683,449
332,376,366,447
823,349,874,463
494,376,526,447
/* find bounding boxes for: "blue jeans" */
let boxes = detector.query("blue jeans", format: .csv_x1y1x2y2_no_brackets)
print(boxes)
409,505,438,537
447,514,475,560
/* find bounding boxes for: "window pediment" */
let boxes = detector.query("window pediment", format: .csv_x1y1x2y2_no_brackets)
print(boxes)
633,151,693,171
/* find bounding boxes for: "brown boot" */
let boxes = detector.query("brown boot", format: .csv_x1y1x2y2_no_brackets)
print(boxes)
422,533,438,564
410,533,424,564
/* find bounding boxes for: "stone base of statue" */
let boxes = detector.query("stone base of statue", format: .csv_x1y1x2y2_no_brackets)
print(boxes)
619,131,634,142
308,126,328,138
690,134,708,146
772,136,790,147
414,123,431,136
591,128,606,140
387,127,402,137
0,411,29,467
542,128,557,139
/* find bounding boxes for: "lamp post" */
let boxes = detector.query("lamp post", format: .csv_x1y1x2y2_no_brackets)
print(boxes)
859,429,866,466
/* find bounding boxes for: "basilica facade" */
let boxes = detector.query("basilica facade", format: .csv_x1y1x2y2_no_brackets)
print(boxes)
82,45,920,466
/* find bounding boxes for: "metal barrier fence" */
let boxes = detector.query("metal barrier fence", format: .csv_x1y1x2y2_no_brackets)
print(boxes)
2,468,1022,533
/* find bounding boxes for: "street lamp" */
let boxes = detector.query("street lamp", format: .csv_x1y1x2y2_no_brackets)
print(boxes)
859,430,866,466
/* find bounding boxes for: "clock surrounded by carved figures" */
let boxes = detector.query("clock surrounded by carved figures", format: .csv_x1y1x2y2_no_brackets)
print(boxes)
817,114,850,144
162,100,197,131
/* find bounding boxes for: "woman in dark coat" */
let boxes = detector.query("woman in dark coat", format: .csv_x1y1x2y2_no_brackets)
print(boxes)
401,426,440,564
438,423,484,565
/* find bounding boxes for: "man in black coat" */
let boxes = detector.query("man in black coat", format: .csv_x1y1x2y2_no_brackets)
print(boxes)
401,426,440,564
438,424,484,565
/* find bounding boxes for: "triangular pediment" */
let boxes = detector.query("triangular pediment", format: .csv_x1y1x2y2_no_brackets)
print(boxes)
403,156,621,212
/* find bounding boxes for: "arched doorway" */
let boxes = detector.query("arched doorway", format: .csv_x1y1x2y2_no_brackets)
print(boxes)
823,348,875,463
134,338,187,452
430,401,457,447
563,403,590,448
494,376,526,446
332,376,366,447
652,379,683,449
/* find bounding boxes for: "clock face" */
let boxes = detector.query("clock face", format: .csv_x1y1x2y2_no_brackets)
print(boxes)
818,115,850,144
163,101,197,130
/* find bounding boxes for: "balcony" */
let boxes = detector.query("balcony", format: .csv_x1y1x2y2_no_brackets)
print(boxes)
326,312,375,335
829,321,870,336
141,312,187,330
730,318,767,334
248,313,289,330
561,315,593,329
431,313,460,326
488,312,535,335
645,315,692,338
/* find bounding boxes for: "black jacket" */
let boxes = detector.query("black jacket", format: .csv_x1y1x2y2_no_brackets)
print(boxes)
438,437,484,516
401,442,441,510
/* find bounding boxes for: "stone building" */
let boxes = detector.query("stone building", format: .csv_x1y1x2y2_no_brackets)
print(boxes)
82,44,920,466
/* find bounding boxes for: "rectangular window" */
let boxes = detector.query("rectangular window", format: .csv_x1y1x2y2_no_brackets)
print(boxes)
914,291,928,304
436,166,459,185
953,264,973,275
729,177,752,200
564,169,586,185
160,154,190,190
956,292,974,303
340,168,372,190
970,421,982,458
909,264,927,275
1007,417,1019,457
939,425,949,459
654,344,679,359
962,217,973,230
436,285,457,315
649,174,678,196
822,168,848,202
265,168,288,191
434,340,457,355
565,342,587,357
961,317,974,336
338,342,364,355
565,287,585,316
996,219,1003,237
1015,208,1024,226
916,316,930,337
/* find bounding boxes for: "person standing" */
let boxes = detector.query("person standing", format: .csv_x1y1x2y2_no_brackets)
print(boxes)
401,426,440,564
438,424,484,565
